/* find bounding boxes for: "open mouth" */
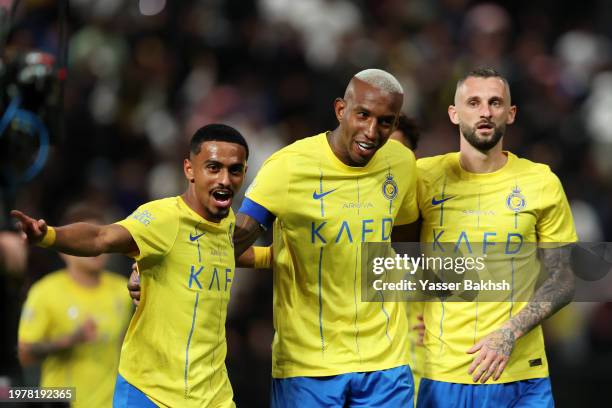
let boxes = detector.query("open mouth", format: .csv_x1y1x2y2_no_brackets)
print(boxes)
477,122,494,130
211,189,233,208
355,141,378,152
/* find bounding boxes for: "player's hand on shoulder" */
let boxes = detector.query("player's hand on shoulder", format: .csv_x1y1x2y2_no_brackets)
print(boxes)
127,263,141,306
10,210,48,245
466,327,515,383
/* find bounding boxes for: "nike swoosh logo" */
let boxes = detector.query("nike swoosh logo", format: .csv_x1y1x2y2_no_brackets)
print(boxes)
431,196,455,206
189,232,206,241
312,188,338,200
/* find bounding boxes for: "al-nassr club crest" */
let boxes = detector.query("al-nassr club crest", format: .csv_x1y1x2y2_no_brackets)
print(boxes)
382,174,398,200
506,186,526,213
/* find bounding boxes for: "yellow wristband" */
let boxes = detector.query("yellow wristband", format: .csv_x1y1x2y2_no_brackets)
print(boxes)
253,246,272,269
37,226,56,248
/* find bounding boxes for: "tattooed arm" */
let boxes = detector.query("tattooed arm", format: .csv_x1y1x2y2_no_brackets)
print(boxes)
467,245,575,383
233,212,266,263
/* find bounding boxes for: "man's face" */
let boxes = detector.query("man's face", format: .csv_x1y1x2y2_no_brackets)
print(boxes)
184,141,247,222
334,79,403,166
449,76,516,152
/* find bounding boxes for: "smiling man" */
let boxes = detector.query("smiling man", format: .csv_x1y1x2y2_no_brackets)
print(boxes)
233,69,420,407
12,123,249,407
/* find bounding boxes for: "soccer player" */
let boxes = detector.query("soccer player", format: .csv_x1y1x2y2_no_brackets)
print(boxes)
232,69,420,407
18,205,132,408
415,68,577,407
12,123,249,407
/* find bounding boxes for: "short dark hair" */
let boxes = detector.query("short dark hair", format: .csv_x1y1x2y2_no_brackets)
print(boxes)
190,124,249,159
395,114,420,150
455,67,511,102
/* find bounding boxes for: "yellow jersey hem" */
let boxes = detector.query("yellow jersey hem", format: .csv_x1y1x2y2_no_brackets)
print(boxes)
424,370,549,384
272,360,410,379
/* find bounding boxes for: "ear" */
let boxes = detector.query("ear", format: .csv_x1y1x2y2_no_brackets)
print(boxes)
334,98,346,123
506,105,517,125
184,158,194,182
448,105,459,125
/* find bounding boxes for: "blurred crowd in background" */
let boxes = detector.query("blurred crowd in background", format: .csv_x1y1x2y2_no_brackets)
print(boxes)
1,0,612,406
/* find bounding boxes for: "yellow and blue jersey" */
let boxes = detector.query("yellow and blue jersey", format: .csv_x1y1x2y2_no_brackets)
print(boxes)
417,152,577,384
116,196,236,407
241,133,419,378
19,270,131,408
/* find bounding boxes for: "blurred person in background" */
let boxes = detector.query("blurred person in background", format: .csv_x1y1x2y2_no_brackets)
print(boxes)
416,67,577,408
389,113,420,151
17,205,132,408
13,124,250,407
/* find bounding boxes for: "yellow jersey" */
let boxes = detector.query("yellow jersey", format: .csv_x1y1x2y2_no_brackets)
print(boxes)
116,196,236,407
19,270,131,408
244,133,419,378
417,152,577,384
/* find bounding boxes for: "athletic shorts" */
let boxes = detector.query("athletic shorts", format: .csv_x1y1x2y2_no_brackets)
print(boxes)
272,365,414,408
416,377,554,408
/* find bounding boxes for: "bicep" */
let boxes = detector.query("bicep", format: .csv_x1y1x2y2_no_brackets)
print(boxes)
538,245,575,295
101,224,138,255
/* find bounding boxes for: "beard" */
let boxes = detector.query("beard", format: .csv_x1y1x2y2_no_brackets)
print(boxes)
460,121,505,152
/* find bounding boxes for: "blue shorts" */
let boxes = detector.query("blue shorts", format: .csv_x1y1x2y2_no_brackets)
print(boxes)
416,377,554,408
272,365,414,408
113,374,157,408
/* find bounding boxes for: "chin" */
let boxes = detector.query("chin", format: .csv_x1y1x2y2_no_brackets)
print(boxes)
210,208,230,221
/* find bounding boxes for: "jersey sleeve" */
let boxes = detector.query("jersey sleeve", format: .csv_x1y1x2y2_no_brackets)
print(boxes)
115,200,179,261
537,171,578,243
243,151,290,221
18,283,51,344
394,150,419,226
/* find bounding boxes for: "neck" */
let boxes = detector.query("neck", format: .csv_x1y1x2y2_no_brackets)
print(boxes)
67,265,101,288
459,137,507,173
181,190,219,223
327,128,350,166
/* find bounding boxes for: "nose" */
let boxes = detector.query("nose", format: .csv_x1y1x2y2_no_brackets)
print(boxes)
479,103,492,118
218,169,231,187
363,118,377,141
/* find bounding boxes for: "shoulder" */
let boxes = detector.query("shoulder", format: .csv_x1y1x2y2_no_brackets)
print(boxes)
124,197,180,225
416,153,454,171
380,139,416,166
136,197,181,212
27,270,67,298
265,134,323,162
510,153,552,175
101,271,129,289
509,153,561,185
416,153,457,184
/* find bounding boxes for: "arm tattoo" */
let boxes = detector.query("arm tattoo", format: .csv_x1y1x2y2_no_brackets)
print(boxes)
233,213,265,260
507,245,575,338
487,327,515,357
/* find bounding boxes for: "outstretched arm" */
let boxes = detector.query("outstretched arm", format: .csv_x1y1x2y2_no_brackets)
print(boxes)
11,210,138,256
467,245,575,383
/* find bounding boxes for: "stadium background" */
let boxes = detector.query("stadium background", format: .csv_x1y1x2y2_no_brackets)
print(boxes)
1,0,611,406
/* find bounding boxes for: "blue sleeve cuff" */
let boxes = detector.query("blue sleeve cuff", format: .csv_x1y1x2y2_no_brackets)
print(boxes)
239,197,276,230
